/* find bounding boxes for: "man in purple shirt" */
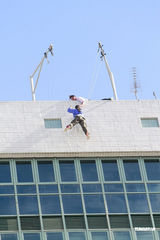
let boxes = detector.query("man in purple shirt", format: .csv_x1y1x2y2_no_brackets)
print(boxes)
64,105,90,139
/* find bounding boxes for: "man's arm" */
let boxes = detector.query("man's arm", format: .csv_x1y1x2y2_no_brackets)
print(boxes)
67,107,75,113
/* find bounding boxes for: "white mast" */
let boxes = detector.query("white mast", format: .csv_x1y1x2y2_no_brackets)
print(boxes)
98,42,118,100
30,44,53,101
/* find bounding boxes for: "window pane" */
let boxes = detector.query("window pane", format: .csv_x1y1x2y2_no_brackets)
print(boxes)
0,185,14,194
1,234,18,240
109,215,130,228
47,232,63,240
132,215,152,227
69,232,86,240
0,196,16,215
59,161,77,182
43,217,63,230
0,162,11,183
17,185,36,194
88,216,108,229
125,184,145,192
84,194,105,213
61,184,80,193
24,233,40,240
39,184,58,193
147,183,160,192
91,232,108,240
127,194,149,213
123,160,141,181
38,161,55,182
106,194,127,213
62,195,83,213
102,161,120,181
104,184,124,192
113,231,131,240
0,217,18,230
44,119,62,128
20,216,41,230
16,162,33,182
82,184,102,193
81,161,98,181
65,216,85,229
136,231,154,240
141,118,159,127
18,196,39,214
145,160,160,180
40,195,61,214
149,194,160,212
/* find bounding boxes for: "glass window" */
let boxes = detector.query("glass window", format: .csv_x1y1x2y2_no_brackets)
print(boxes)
20,216,41,230
153,215,160,228
0,185,14,194
38,161,55,182
145,160,160,180
158,231,160,239
0,162,11,183
59,161,77,182
0,196,16,215
65,216,85,229
149,194,160,212
123,160,141,181
47,232,63,240
43,217,63,230
127,194,149,213
44,119,62,128
106,194,127,213
23,233,40,240
61,184,80,193
125,184,145,192
141,118,159,127
109,215,130,228
62,194,83,213
104,184,124,192
0,217,18,230
39,184,58,193
16,162,33,182
88,216,108,229
84,194,105,213
132,215,152,227
81,161,98,181
82,184,102,193
102,161,120,181
1,234,18,240
91,232,108,240
113,231,131,240
68,232,86,240
17,185,36,194
147,183,160,192
136,231,154,240
40,195,61,214
18,196,39,214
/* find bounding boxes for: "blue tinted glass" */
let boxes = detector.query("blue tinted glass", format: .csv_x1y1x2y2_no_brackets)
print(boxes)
18,195,39,214
24,233,40,240
83,184,102,193
106,194,127,213
136,231,154,240
91,232,108,240
0,185,14,194
39,184,58,193
40,195,61,214
17,185,36,193
44,119,62,128
47,232,63,240
69,232,86,240
38,161,55,182
104,184,124,192
81,161,98,181
127,194,149,213
84,194,105,213
102,161,120,181
125,184,145,192
145,160,160,180
0,163,11,183
16,162,33,182
0,196,16,215
141,118,159,127
113,231,131,240
59,161,77,182
62,195,83,213
149,194,160,212
123,161,141,181
1,234,17,240
147,183,160,192
61,184,80,193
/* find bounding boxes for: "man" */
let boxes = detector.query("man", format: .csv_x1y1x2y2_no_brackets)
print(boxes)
69,95,88,106
64,105,90,139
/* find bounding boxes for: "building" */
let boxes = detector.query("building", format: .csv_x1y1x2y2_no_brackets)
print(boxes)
0,99,160,240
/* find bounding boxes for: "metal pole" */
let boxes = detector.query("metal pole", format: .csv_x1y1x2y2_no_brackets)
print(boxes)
30,76,36,101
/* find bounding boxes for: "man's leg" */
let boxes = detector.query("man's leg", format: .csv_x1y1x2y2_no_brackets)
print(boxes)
64,117,79,131
79,117,89,136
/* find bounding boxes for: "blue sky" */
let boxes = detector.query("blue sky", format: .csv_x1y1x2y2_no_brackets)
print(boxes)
0,0,160,101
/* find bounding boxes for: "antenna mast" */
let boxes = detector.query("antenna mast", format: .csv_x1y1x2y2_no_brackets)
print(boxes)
30,44,54,101
132,67,139,100
98,42,118,100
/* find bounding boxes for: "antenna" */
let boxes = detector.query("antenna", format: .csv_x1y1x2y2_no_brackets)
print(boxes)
98,42,118,100
30,44,54,101
153,91,157,99
131,67,140,100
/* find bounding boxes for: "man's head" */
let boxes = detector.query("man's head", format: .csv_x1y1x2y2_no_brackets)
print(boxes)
75,105,81,111
69,95,76,101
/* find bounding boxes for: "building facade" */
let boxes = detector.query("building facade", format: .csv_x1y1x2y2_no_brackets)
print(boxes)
0,100,160,240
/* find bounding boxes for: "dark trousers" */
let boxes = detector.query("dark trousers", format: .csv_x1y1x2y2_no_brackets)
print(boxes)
69,116,88,135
